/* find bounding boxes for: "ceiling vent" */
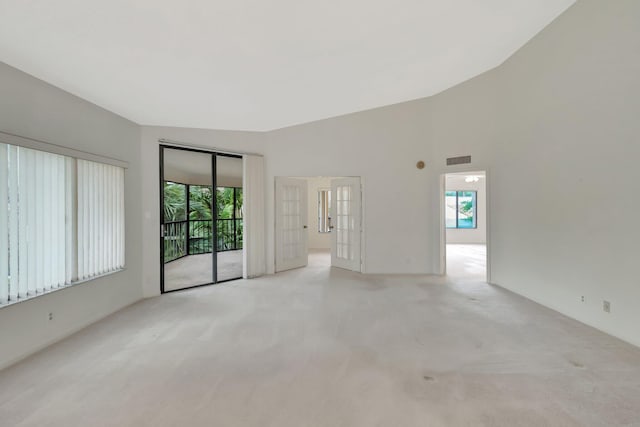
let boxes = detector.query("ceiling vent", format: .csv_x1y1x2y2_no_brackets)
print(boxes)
446,155,471,166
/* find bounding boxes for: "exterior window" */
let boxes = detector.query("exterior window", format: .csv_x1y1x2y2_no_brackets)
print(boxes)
446,191,477,229
1,143,125,307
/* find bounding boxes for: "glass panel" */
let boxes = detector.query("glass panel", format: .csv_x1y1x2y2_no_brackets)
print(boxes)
334,184,353,261
163,148,213,291
457,191,476,229
216,156,243,281
216,187,241,252
318,189,332,233
216,187,234,219
235,219,243,249
163,182,188,262
235,188,243,219
189,185,212,255
445,191,457,228
164,182,187,223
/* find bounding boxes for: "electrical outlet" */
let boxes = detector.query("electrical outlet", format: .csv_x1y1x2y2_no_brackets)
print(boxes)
48,312,53,321
581,296,585,303
603,301,611,313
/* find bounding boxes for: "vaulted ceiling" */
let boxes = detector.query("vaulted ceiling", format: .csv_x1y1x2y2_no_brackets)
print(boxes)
0,0,575,131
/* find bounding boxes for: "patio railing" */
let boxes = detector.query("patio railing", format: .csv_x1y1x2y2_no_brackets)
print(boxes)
163,219,243,263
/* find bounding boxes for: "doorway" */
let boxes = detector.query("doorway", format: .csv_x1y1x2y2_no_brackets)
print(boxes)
442,171,487,280
160,146,244,293
274,176,362,273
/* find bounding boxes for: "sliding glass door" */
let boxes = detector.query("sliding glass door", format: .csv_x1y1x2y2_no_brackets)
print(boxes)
160,146,243,293
215,156,244,281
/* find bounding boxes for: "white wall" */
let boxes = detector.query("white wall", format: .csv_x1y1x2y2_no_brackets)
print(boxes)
265,100,434,274
445,174,486,244
262,0,640,347
495,0,640,347
305,177,332,249
0,62,143,370
429,0,640,346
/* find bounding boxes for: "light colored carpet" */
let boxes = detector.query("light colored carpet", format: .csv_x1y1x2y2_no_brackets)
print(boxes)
1,254,640,426
164,250,242,291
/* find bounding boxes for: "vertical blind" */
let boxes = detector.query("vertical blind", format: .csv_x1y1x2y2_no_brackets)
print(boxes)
0,143,125,306
77,160,125,281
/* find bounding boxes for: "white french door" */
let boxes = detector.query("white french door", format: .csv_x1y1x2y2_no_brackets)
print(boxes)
330,177,361,272
275,177,308,272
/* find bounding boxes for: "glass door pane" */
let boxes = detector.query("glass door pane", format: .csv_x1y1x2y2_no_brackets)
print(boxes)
162,147,214,292
457,191,477,229
215,155,243,281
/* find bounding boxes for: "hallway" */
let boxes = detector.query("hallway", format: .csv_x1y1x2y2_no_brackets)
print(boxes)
446,244,487,280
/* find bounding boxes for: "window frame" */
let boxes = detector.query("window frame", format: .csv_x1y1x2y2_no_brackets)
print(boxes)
0,132,128,308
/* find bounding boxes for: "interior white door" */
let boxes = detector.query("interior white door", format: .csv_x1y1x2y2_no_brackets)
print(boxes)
331,177,361,272
275,177,308,272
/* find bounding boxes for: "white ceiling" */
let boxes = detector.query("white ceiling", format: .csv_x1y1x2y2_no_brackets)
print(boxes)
0,0,575,131
446,171,485,185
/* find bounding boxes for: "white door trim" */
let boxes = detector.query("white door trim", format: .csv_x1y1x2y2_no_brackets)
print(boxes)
440,168,491,283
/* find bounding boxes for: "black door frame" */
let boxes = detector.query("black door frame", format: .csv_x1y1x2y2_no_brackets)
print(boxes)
159,144,243,294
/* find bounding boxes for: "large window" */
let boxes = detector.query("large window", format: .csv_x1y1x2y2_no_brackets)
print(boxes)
446,191,477,229
0,143,125,306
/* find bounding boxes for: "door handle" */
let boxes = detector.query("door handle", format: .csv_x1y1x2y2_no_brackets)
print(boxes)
303,225,308,229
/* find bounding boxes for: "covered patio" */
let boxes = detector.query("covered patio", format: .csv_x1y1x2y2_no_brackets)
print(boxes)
164,250,243,291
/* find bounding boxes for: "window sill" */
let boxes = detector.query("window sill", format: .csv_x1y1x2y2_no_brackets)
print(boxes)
0,267,127,309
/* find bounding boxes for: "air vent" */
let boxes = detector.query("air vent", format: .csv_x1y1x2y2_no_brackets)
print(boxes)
446,155,471,166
